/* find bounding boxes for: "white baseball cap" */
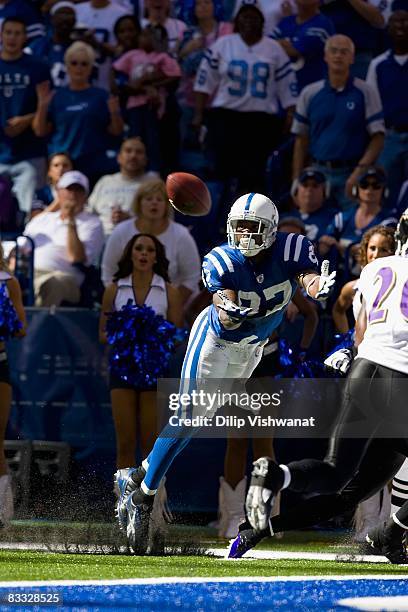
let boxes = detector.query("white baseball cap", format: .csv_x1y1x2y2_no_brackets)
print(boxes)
50,1,76,15
57,171,89,194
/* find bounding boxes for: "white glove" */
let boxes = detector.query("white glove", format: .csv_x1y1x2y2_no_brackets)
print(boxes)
324,348,353,375
315,260,336,301
245,457,277,532
216,290,255,320
246,484,274,532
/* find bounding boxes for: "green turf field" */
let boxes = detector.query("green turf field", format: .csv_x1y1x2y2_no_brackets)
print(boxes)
0,523,407,582
1,550,408,581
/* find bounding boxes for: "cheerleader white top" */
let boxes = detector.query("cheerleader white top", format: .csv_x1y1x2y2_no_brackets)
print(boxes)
113,273,168,317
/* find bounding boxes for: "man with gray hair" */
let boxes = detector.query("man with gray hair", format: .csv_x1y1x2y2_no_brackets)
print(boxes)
292,34,385,210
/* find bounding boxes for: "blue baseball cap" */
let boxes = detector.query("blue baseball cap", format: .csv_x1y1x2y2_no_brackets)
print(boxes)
357,167,387,185
298,167,326,185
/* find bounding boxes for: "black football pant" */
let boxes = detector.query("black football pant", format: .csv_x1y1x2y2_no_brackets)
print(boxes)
286,358,408,496
271,437,407,533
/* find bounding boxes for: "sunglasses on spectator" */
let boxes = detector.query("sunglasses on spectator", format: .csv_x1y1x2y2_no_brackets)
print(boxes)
69,60,90,66
359,181,383,190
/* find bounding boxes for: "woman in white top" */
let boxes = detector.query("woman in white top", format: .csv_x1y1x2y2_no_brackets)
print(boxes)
332,226,396,333
99,233,183,469
0,241,26,526
101,178,201,303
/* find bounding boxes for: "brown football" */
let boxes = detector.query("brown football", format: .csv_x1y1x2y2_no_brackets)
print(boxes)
166,172,211,216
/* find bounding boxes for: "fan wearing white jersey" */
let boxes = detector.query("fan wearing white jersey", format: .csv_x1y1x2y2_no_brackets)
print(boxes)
193,3,297,194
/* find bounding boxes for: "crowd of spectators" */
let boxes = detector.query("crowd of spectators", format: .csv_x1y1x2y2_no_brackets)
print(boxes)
0,0,407,312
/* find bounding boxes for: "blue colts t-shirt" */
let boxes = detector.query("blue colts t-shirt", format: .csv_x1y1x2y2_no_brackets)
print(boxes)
0,54,50,163
202,233,319,343
47,86,111,160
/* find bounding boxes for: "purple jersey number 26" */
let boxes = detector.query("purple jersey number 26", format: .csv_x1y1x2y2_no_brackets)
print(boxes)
369,266,408,323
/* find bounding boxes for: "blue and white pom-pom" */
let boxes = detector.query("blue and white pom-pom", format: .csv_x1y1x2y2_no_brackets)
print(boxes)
0,284,22,341
106,302,187,388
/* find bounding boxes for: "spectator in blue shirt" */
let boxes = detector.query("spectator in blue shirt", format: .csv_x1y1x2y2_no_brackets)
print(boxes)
320,0,385,79
292,34,385,211
0,0,45,41
0,18,50,213
33,151,74,215
366,10,408,209
32,41,124,186
272,0,335,92
284,167,337,242
29,2,77,89
319,166,397,261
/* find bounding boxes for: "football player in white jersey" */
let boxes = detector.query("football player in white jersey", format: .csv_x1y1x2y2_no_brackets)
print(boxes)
113,192,336,553
242,208,408,562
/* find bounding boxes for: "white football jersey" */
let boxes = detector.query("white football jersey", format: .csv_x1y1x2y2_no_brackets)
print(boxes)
194,34,297,114
357,255,408,374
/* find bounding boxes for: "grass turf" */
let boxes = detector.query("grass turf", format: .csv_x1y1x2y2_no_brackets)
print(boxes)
0,525,406,582
0,550,408,581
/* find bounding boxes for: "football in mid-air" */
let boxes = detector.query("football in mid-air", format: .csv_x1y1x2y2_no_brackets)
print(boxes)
166,172,211,216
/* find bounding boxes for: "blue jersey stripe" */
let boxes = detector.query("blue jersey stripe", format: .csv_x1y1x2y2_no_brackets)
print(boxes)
213,247,234,272
205,252,227,277
366,110,384,124
276,68,293,82
276,60,291,75
294,112,309,125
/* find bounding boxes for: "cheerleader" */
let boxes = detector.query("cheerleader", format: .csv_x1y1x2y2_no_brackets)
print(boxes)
99,233,183,469
0,241,26,526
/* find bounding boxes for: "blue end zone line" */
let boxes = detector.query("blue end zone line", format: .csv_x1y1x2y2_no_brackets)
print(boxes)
1,576,408,588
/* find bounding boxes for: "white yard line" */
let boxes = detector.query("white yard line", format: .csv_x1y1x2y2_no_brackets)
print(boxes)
208,547,391,563
0,575,408,588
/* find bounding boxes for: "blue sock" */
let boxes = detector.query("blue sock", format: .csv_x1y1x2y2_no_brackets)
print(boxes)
141,308,210,493
142,423,195,492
